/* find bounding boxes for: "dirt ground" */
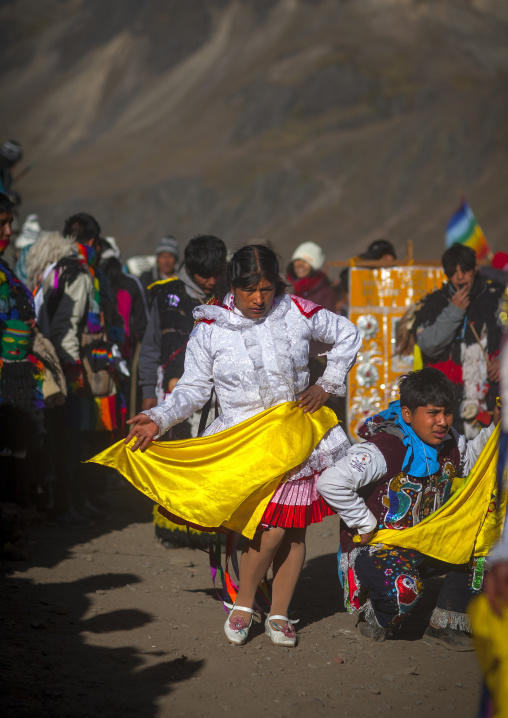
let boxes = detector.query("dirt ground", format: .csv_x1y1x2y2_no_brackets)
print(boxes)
1,482,483,718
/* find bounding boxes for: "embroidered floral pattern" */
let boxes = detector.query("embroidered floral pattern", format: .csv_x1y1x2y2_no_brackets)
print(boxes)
229,615,248,632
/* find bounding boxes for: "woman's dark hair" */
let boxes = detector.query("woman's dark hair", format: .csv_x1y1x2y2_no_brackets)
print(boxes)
0,192,13,214
398,367,456,413
99,243,124,292
63,212,101,246
184,235,227,278
442,244,476,279
360,239,397,261
227,245,287,296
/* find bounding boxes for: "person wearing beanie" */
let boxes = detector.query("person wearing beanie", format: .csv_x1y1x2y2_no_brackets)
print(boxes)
140,236,179,295
100,236,122,261
287,241,335,312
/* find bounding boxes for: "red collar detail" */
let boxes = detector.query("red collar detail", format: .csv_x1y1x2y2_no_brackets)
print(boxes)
290,294,324,318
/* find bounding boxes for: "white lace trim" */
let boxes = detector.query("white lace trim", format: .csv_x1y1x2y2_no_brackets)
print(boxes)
143,403,178,436
285,426,349,481
316,377,346,398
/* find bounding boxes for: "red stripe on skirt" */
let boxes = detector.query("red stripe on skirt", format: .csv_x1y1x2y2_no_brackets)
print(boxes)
260,472,334,529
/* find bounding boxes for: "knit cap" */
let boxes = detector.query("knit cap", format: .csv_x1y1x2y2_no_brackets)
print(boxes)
0,140,22,164
291,241,325,271
15,214,41,250
155,236,179,260
101,236,122,260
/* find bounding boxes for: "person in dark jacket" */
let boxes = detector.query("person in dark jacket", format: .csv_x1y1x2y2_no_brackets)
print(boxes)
286,241,335,312
99,238,148,362
99,237,149,415
138,235,227,433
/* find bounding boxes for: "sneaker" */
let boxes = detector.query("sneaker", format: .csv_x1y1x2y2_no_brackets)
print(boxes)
54,509,94,528
356,615,391,642
422,624,473,652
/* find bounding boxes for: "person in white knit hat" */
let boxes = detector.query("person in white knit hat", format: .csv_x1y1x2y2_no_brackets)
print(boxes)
291,241,325,271
287,241,335,312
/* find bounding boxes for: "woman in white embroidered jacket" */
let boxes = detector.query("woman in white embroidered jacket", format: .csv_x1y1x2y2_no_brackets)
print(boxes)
125,245,361,646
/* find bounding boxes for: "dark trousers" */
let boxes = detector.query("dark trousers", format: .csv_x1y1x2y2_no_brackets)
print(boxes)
47,405,112,515
354,546,478,628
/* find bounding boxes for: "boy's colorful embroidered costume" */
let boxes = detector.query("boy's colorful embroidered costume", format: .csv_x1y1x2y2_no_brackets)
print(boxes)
317,400,499,632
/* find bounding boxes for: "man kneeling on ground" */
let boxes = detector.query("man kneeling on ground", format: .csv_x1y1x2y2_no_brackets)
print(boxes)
317,367,499,651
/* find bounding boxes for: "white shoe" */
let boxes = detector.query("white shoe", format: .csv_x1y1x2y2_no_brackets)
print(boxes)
265,614,297,646
224,605,255,645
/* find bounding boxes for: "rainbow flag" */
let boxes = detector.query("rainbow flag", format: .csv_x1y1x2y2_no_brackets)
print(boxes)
445,200,491,260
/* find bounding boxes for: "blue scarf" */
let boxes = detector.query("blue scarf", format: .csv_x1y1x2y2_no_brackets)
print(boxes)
372,400,442,478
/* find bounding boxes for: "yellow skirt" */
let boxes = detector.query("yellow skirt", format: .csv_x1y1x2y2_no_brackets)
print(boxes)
87,401,337,539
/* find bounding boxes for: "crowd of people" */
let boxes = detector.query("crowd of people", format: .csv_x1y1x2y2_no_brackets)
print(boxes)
1,185,507,695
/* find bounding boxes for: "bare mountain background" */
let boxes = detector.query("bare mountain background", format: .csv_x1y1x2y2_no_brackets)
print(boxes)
1,0,508,266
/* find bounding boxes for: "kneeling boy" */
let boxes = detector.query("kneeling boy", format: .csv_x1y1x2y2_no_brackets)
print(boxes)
317,367,498,650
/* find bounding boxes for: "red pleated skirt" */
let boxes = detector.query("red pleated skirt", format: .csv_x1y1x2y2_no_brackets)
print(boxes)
260,471,335,529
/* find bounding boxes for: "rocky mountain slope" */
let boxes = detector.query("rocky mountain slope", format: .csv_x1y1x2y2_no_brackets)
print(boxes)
1,0,507,265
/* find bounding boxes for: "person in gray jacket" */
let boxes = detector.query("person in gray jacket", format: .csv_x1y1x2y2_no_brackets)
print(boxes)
138,235,227,437
412,244,503,437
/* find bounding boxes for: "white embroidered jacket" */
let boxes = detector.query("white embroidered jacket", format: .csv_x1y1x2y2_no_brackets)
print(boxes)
144,293,362,480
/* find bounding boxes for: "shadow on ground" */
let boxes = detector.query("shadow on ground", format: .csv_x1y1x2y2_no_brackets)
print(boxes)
0,480,204,717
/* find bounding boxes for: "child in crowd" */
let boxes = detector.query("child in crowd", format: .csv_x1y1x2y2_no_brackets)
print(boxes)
317,367,498,650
